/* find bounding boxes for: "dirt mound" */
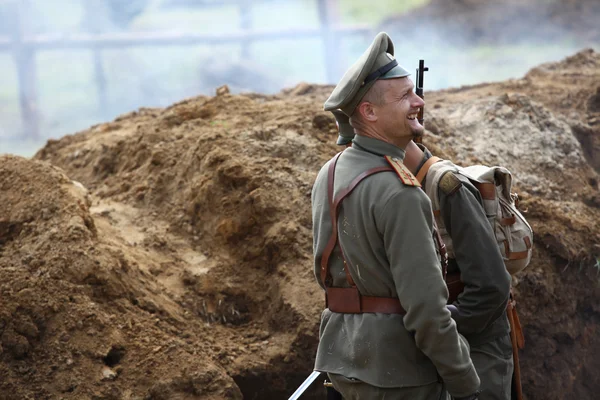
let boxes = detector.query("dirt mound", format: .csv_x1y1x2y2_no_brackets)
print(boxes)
1,49,599,399
23,88,339,399
0,155,242,399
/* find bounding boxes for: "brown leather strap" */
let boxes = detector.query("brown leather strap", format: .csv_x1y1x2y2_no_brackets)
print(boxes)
508,292,524,400
503,239,531,260
507,251,529,260
327,153,342,212
500,215,516,226
320,151,393,286
432,222,448,279
326,287,406,314
321,152,344,285
508,290,525,348
332,165,393,286
320,157,406,315
415,156,442,183
474,182,496,200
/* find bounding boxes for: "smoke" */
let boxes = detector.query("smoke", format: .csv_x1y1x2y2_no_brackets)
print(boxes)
375,0,600,90
0,0,599,156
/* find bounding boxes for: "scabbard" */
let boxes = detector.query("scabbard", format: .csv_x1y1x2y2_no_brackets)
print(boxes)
508,294,525,400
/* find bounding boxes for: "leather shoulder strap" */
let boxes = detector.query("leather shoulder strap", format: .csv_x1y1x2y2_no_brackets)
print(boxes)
320,151,345,286
416,156,442,183
320,155,393,286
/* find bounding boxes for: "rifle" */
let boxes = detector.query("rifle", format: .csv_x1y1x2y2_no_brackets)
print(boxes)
415,59,429,144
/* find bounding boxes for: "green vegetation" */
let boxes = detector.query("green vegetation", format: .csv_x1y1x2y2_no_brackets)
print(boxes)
340,0,429,25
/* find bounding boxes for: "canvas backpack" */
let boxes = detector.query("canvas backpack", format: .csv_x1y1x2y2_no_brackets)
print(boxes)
418,158,533,275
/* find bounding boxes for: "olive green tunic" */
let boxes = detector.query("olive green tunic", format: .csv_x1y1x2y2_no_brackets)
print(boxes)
311,135,480,398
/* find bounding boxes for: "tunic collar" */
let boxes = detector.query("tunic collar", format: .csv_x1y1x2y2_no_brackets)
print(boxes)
352,134,406,161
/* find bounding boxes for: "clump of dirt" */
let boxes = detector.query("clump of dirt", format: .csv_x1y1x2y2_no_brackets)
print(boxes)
1,48,599,400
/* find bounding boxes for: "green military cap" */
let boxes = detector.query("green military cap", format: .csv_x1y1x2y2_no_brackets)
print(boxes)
331,110,355,146
324,32,410,117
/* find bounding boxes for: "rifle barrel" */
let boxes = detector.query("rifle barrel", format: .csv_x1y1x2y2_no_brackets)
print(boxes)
415,59,428,144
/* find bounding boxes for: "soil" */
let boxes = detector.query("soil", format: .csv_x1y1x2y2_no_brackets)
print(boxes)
1,32,600,400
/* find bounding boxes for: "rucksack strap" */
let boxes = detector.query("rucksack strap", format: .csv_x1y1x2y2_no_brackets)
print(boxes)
416,155,442,183
472,181,496,200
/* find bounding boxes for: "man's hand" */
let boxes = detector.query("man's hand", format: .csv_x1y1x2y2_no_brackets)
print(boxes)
454,391,480,400
447,304,459,318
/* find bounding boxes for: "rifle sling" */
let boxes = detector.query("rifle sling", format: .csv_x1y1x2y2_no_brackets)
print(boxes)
416,156,442,183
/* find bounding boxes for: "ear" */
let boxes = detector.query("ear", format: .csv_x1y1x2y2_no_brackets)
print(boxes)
357,101,378,122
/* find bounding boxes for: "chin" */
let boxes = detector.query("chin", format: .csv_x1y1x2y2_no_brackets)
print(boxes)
412,129,424,138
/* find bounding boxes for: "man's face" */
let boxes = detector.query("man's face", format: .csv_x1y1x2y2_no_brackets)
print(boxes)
374,77,425,141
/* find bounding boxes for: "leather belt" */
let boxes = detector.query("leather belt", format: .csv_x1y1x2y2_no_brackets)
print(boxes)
326,287,406,314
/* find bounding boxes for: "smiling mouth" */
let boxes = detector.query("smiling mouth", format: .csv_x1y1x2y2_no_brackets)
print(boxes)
407,112,418,120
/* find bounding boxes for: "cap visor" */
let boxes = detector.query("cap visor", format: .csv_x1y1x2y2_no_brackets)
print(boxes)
379,65,410,80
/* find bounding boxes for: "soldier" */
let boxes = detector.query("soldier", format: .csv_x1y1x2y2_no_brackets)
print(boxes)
312,32,481,400
405,141,514,400
331,113,513,400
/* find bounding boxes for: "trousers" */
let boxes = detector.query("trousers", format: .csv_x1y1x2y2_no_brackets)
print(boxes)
470,334,514,400
328,373,449,400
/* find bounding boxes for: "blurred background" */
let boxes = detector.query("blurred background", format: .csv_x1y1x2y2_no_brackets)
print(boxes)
1,0,599,156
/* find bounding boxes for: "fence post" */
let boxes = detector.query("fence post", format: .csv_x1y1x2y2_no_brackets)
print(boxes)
84,0,109,120
317,0,341,83
10,0,40,140
239,0,252,58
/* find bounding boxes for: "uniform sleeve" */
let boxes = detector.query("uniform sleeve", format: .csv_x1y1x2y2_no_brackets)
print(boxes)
440,175,511,336
378,187,480,398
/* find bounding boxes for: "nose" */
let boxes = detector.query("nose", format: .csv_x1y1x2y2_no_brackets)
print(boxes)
412,93,425,108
